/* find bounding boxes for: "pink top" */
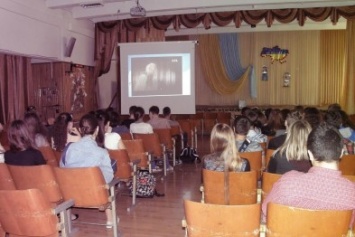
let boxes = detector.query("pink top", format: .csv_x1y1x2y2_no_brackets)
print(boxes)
262,166,355,224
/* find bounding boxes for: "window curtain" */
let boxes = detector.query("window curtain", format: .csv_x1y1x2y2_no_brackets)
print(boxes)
0,54,33,124
198,34,251,95
341,19,355,114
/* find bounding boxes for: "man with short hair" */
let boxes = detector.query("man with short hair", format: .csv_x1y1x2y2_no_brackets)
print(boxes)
147,106,170,129
262,122,355,223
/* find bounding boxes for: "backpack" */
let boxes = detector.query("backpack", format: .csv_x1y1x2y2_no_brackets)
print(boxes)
128,171,156,198
179,147,201,163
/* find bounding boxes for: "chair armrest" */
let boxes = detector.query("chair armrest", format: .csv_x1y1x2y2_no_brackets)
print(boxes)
130,159,141,166
107,177,120,188
54,199,74,214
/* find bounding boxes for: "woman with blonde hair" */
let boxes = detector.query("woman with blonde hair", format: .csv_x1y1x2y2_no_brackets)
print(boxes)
203,123,250,172
267,120,312,174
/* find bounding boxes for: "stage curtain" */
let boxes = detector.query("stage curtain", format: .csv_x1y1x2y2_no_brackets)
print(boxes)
0,54,32,124
341,19,355,114
319,30,346,106
198,34,251,95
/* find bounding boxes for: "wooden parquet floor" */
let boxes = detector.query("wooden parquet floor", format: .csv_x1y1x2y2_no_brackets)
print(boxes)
69,134,210,237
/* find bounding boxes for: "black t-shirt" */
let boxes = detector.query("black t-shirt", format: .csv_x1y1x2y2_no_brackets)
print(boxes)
5,148,46,166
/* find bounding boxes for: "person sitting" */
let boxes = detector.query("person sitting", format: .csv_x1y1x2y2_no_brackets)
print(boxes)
24,112,50,148
147,106,170,129
60,113,115,227
130,106,153,134
121,105,137,129
245,110,267,143
51,112,81,152
203,123,250,172
262,122,355,223
268,110,303,150
106,110,129,134
267,120,312,174
4,120,46,166
233,116,263,153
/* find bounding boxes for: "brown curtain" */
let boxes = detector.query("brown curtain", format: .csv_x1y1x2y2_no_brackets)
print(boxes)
0,54,33,124
341,19,355,114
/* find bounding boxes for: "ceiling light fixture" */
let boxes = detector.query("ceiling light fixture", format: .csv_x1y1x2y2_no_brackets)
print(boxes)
130,0,146,17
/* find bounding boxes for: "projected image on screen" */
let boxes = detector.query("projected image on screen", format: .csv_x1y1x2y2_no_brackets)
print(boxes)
130,56,183,97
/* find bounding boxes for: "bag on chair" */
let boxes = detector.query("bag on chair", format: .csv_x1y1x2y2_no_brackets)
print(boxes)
128,170,156,198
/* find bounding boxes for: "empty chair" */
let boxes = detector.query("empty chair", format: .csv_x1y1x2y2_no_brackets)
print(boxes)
344,174,355,182
53,166,119,237
266,202,352,237
0,189,73,237
183,200,261,237
133,133,169,176
0,163,16,190
154,128,176,166
38,146,59,167
190,113,203,137
201,169,257,204
176,119,195,149
107,149,139,206
261,172,282,201
240,151,263,179
339,154,355,175
123,139,152,172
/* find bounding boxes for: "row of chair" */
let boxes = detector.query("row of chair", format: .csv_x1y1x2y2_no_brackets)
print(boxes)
0,163,119,237
182,200,353,237
201,169,355,205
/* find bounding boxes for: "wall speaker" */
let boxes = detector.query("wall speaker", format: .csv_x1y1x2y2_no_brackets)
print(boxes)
64,37,76,57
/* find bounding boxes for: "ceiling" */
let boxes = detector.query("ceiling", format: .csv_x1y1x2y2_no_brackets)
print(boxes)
45,0,355,23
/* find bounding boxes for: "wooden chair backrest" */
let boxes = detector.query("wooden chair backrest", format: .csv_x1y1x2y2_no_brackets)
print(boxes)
122,139,149,168
170,125,180,136
53,166,108,207
261,172,282,201
133,133,163,158
108,149,132,179
202,169,257,205
0,163,16,190
119,132,133,140
240,151,263,179
0,189,58,237
339,154,355,175
184,200,261,237
8,164,63,204
38,146,59,167
266,202,352,237
343,174,355,182
176,119,193,147
265,149,275,169
154,128,173,150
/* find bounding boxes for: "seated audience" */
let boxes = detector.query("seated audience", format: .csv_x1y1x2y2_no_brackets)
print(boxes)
24,112,49,148
267,109,286,137
338,110,355,142
4,120,46,166
268,111,302,150
203,123,250,172
303,107,321,129
95,109,125,150
262,122,355,223
60,114,114,226
267,120,312,174
51,112,80,152
121,105,137,129
245,110,267,143
233,116,263,152
106,110,129,134
147,106,170,129
324,110,355,154
130,106,153,134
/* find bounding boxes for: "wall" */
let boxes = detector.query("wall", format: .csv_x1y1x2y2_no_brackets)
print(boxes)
0,0,95,66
